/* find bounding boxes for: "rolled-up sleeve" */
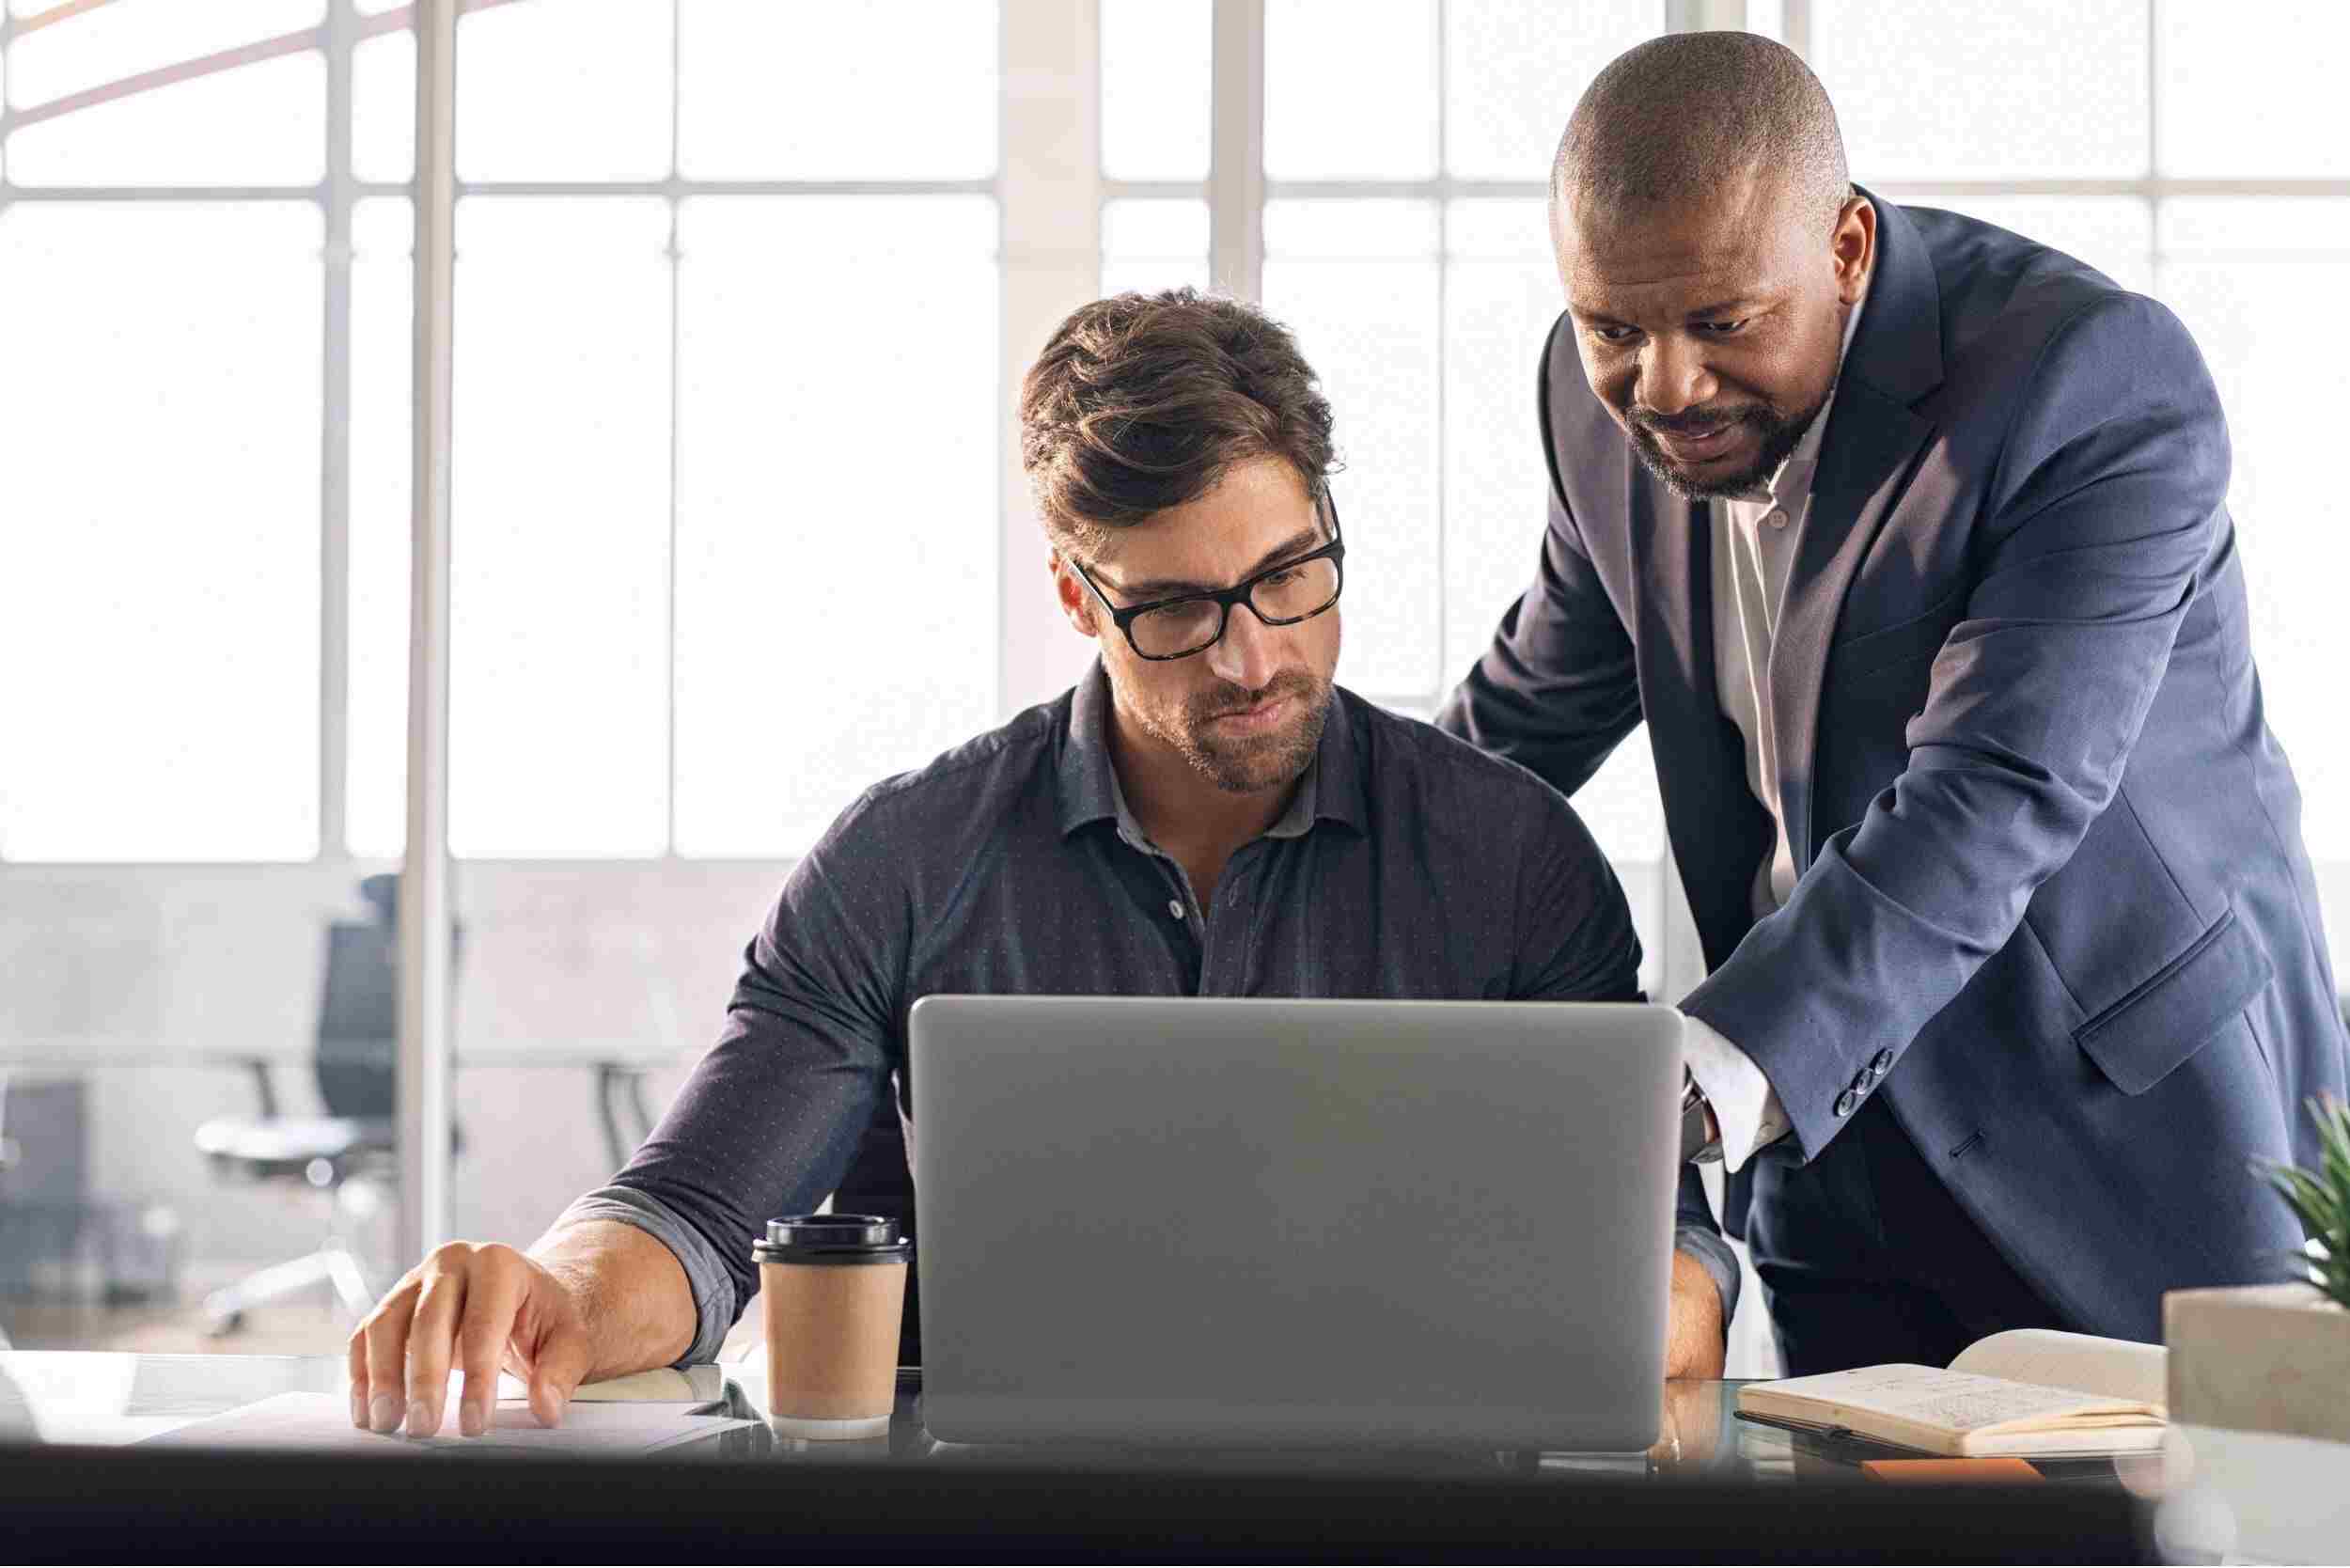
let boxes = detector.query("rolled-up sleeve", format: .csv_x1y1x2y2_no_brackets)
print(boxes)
583,807,904,1364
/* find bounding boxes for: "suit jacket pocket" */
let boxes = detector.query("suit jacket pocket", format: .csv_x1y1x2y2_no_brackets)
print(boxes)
2072,906,2274,1095
1826,585,1966,678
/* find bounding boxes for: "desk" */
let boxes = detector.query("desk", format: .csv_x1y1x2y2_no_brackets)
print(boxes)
0,1350,2161,1561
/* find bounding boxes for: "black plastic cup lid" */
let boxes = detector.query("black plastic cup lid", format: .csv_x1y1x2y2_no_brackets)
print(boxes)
752,1214,912,1265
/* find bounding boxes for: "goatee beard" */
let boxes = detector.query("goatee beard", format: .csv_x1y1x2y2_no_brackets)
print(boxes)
1628,390,1829,501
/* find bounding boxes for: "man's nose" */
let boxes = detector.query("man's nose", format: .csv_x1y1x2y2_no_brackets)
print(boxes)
1636,335,1716,417
1207,600,1282,691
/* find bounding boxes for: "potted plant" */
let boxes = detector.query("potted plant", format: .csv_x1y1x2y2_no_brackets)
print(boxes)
2164,1096,2350,1444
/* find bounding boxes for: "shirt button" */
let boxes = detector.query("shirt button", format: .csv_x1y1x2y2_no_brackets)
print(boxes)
1167,898,1184,919
1763,507,1789,530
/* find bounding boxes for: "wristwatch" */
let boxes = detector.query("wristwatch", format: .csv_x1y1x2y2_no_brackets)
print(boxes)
1681,1070,1723,1165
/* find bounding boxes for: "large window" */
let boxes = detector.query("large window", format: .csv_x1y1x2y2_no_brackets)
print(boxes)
2,0,1003,864
348,0,1007,859
6,0,2343,876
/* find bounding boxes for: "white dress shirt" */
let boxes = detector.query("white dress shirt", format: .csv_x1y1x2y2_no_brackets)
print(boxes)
1682,277,1871,1171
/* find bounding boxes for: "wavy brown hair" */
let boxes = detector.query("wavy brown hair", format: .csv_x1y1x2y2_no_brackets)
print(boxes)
1018,288,1337,557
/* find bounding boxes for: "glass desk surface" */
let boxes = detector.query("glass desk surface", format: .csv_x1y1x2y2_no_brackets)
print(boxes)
0,1348,2150,1485
12,1349,2342,1563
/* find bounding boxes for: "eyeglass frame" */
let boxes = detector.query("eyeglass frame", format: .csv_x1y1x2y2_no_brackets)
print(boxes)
1066,488,1347,662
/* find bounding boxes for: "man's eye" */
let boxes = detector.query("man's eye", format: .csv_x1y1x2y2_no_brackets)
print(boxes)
1590,324,1639,345
1259,567,1301,588
1696,318,1750,336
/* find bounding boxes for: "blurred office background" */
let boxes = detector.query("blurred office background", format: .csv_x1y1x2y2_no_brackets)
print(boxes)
0,0,2343,1379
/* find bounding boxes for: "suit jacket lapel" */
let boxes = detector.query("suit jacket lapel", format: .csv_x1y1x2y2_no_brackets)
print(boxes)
1767,191,1945,874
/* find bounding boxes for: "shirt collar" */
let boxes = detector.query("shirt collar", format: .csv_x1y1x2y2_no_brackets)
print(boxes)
1056,659,1366,842
1729,272,1872,509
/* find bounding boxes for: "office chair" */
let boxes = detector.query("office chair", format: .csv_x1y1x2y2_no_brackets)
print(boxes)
194,875,453,1335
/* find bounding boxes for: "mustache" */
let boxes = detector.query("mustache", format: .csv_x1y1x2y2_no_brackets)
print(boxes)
1187,668,1322,724
1631,404,1765,439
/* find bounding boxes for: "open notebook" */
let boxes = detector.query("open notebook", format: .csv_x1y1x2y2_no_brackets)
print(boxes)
1735,1329,2167,1458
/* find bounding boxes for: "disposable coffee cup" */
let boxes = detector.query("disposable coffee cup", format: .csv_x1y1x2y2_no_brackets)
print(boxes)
751,1215,911,1440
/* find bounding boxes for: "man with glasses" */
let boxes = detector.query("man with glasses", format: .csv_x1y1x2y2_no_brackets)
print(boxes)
345,289,1735,1440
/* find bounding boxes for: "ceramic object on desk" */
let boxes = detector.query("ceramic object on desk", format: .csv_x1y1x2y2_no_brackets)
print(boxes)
2164,1282,2350,1444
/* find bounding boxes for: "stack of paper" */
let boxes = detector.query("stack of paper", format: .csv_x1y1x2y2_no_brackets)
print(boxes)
139,1389,757,1456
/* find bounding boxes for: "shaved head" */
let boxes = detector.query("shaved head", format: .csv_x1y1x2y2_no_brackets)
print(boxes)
1554,31,1848,238
1547,32,1872,500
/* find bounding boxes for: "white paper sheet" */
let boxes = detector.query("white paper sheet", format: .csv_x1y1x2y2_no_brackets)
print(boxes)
136,1391,758,1455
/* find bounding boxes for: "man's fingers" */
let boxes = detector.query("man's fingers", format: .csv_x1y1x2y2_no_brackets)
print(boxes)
525,1329,595,1430
360,1276,422,1433
453,1261,529,1437
346,1320,370,1429
402,1264,468,1436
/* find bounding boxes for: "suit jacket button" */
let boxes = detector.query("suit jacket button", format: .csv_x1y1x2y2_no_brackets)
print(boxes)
1834,1089,1859,1117
1870,1049,1895,1075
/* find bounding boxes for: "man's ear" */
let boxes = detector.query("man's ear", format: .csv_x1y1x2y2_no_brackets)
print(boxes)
1832,193,1876,305
1049,551,1099,638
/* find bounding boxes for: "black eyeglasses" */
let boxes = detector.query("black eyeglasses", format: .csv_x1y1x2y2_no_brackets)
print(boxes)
1070,490,1346,661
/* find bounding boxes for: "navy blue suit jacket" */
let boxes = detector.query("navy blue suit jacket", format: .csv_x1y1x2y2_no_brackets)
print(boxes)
1437,192,2350,1342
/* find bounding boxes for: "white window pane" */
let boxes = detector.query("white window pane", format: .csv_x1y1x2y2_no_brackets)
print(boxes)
678,0,997,180
1441,197,1663,862
1263,200,1440,698
351,27,415,183
1263,197,1438,258
1444,0,1656,180
673,197,998,856
1264,0,1437,180
1810,0,2147,181
451,198,671,858
1102,197,1210,296
6,48,324,186
2158,3,2350,178
347,198,415,860
1103,0,1210,181
457,0,672,181
2156,203,2350,856
0,203,321,861
1889,195,2154,296
1443,201,1556,685
2159,199,2350,256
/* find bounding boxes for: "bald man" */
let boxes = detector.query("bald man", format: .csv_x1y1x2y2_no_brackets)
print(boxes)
1441,32,2347,1374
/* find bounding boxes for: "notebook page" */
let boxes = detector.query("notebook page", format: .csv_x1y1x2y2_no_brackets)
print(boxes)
1949,1329,2166,1410
1742,1364,2155,1442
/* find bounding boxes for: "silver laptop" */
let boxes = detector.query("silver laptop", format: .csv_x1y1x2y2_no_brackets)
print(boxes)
908,996,1682,1451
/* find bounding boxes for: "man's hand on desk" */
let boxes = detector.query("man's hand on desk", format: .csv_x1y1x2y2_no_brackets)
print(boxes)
346,1219,695,1438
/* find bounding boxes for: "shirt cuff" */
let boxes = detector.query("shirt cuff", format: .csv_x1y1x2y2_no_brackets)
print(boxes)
1673,1223,1741,1332
1680,1013,1791,1174
553,1185,738,1366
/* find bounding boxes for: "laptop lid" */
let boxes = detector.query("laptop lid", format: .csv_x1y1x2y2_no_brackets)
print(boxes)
908,996,1681,1451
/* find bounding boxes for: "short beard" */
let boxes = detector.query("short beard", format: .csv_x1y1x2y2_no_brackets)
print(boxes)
1626,388,1830,500
1148,667,1331,794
